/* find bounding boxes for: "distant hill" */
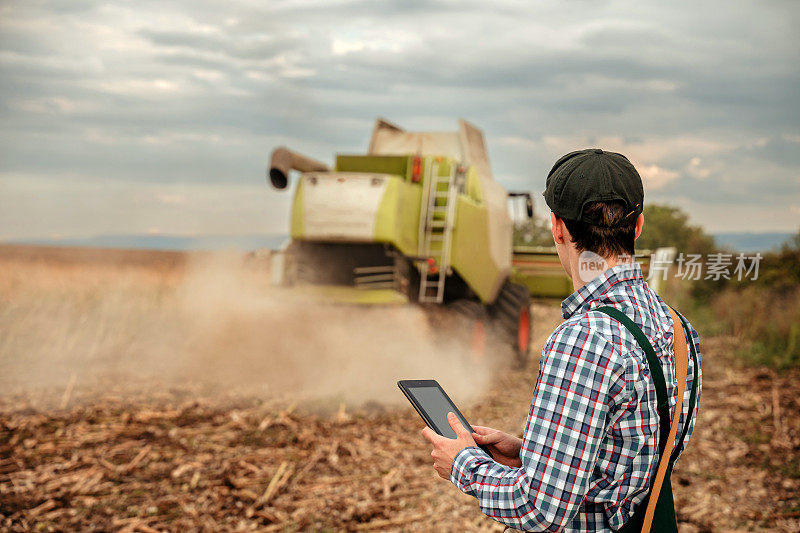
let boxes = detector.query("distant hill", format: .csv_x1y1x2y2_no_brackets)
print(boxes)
6,234,289,252
712,232,794,252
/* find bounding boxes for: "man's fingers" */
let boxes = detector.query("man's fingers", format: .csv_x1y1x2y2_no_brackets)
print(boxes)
421,426,438,444
421,426,447,446
446,412,469,438
473,430,502,444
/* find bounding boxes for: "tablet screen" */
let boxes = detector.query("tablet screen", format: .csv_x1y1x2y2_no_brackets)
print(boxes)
406,385,471,439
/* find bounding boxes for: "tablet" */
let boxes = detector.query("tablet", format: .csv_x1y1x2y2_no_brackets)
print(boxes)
398,379,490,454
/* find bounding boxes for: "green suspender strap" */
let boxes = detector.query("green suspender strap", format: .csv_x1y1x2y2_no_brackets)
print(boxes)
595,306,699,533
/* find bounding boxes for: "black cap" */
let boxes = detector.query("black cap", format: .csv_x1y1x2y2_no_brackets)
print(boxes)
542,148,644,227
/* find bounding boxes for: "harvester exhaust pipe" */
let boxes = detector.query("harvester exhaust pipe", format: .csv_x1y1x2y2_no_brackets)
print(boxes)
268,147,330,190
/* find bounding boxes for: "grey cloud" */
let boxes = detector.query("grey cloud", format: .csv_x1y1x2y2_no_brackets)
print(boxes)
1,0,798,238
139,29,305,62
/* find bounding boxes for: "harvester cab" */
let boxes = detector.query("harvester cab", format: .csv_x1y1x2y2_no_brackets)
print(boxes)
267,118,535,364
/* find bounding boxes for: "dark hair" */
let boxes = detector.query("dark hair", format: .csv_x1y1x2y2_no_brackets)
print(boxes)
561,201,636,257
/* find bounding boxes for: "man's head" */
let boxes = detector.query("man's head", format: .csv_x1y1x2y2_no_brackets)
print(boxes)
542,149,645,286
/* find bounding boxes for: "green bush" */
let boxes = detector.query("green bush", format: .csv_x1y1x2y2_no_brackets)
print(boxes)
637,204,716,256
638,205,725,299
708,227,800,369
641,205,799,369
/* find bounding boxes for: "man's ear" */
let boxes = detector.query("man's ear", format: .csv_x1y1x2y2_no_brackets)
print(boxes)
550,212,565,245
633,213,644,240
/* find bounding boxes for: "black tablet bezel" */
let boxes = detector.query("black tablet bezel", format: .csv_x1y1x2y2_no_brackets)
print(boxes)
398,379,490,455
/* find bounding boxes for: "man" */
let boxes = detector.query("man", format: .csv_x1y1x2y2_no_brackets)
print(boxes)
422,149,702,532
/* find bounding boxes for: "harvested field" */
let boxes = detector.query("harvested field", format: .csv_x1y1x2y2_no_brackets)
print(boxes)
1,245,799,532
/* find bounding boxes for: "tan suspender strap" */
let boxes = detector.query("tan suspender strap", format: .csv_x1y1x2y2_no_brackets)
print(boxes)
641,308,689,533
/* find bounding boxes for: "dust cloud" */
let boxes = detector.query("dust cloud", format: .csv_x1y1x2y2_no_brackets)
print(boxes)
0,249,495,409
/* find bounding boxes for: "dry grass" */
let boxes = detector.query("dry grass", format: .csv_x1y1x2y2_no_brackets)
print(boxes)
1,245,798,531
711,286,800,369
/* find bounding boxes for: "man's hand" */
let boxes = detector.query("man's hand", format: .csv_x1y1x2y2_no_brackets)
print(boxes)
472,426,523,468
421,412,477,480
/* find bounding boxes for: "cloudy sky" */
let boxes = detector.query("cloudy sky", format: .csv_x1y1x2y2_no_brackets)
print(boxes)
1,0,798,241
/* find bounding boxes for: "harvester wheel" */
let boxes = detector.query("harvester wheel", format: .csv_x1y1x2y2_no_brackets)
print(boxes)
489,282,532,368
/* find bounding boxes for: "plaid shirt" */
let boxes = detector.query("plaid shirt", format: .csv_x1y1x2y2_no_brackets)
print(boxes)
452,262,702,532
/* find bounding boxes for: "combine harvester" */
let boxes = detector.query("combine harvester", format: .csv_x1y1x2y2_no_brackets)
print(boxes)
266,119,662,365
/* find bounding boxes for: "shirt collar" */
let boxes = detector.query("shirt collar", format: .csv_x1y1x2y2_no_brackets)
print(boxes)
561,262,644,319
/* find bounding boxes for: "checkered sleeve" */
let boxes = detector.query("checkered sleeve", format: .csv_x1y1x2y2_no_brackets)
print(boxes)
451,320,628,531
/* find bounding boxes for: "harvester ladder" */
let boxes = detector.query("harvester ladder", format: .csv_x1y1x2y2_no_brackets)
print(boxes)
418,160,459,303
